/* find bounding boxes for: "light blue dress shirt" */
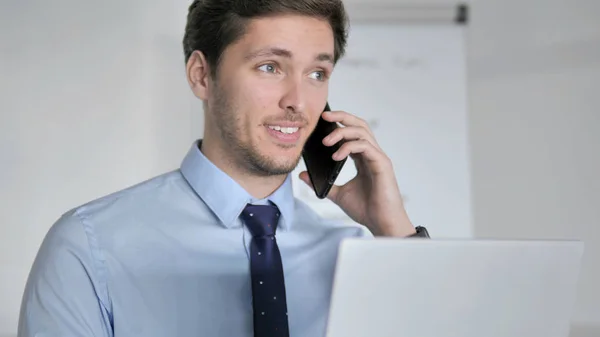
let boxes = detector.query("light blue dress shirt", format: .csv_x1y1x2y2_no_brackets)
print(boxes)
18,140,372,337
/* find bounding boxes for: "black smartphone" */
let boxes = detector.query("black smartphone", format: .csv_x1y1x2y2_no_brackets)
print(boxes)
302,102,347,199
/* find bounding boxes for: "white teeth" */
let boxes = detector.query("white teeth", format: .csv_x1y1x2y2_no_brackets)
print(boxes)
282,127,298,134
269,126,299,134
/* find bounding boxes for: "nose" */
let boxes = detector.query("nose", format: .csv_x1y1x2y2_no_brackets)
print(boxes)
279,77,306,114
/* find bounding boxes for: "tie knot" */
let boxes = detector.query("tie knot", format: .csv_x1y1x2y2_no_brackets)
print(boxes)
240,203,280,237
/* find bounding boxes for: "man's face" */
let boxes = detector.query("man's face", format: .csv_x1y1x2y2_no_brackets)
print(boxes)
207,15,334,176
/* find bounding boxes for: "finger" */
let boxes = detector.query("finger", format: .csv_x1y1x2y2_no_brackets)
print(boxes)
323,126,381,151
334,140,391,175
333,139,388,167
322,110,374,137
350,152,368,174
332,139,376,161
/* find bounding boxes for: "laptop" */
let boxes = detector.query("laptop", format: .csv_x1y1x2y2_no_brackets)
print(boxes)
325,238,584,337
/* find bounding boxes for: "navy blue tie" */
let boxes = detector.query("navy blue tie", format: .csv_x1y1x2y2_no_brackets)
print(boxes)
241,203,290,337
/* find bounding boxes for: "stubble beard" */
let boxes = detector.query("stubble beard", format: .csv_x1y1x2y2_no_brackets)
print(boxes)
211,82,302,177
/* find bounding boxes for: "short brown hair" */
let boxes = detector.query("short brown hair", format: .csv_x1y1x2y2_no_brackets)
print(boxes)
182,0,349,78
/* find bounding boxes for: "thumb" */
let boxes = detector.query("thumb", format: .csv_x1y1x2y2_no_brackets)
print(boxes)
298,171,341,202
298,171,312,188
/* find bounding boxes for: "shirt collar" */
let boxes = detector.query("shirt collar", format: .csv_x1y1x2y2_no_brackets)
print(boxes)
180,139,295,231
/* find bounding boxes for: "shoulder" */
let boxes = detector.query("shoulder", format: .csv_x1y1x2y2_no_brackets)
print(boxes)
52,169,205,242
71,170,186,218
69,169,202,225
37,169,185,242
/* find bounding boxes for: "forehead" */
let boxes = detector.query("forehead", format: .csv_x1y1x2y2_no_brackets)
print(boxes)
235,14,335,59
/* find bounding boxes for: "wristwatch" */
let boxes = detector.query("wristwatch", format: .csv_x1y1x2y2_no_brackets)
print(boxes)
407,226,430,238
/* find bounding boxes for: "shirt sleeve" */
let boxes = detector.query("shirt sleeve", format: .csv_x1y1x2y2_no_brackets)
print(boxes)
17,211,113,337
355,224,375,238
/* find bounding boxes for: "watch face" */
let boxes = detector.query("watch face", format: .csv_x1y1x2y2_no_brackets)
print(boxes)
411,226,430,238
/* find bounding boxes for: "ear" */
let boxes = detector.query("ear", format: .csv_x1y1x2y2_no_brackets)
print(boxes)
186,50,211,101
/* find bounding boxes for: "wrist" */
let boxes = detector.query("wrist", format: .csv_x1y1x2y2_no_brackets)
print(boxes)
378,225,416,237
372,218,416,237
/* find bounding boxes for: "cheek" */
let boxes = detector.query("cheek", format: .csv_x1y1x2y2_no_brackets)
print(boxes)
235,82,278,141
307,90,329,123
240,80,282,116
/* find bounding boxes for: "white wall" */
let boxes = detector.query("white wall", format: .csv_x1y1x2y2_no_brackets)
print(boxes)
1,0,599,335
0,0,196,331
466,0,600,328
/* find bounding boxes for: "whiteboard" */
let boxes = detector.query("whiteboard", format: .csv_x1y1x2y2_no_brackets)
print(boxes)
292,24,473,238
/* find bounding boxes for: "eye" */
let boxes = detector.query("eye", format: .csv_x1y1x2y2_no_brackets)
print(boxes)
309,70,327,81
258,64,278,73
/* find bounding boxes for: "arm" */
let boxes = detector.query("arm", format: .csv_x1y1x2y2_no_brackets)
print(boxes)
18,211,113,337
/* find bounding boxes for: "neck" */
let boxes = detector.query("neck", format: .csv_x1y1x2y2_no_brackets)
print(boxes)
199,136,288,200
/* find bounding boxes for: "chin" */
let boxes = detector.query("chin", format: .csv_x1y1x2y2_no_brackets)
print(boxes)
250,146,302,176
268,150,303,169
261,136,300,154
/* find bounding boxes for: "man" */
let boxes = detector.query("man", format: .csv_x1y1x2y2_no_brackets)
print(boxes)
18,0,423,336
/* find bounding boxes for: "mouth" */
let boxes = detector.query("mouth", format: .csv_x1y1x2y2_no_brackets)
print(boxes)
267,125,300,134
265,124,302,143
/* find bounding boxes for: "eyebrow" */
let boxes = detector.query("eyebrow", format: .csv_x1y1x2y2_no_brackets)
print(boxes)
244,47,334,64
